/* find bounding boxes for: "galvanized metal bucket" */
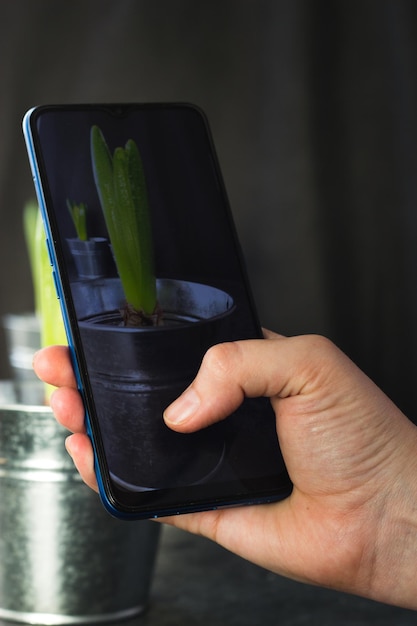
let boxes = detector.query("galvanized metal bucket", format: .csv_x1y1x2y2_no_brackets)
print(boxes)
0,402,160,624
2,313,45,405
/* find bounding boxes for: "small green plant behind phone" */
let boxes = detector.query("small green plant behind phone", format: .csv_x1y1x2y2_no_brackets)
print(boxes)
90,125,159,326
23,200,67,403
67,199,88,241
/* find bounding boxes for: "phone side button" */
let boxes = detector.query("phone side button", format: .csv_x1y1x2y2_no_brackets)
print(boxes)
52,270,60,299
46,238,54,266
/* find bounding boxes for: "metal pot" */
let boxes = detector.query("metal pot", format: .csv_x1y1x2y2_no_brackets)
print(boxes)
76,278,236,490
66,237,114,280
0,402,160,624
2,313,44,405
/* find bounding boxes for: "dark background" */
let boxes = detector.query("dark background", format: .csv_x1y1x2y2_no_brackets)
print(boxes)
1,0,417,424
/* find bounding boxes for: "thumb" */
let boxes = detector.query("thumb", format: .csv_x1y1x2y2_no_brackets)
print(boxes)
163,333,323,433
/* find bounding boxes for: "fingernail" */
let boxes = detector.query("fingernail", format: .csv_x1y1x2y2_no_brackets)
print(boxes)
164,387,200,425
32,350,40,371
65,435,74,458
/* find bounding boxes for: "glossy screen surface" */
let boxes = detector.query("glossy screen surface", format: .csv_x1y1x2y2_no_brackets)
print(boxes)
25,104,291,517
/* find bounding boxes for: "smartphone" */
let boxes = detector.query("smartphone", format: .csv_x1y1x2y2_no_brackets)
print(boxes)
23,103,292,519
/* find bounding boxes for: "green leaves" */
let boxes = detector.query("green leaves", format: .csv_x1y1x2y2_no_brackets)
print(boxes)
67,199,88,241
23,199,39,300
90,125,157,320
23,200,67,402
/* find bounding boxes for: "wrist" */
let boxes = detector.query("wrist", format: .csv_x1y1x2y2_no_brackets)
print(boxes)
368,423,417,609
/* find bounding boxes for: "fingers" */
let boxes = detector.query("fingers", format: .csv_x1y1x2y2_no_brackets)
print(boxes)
33,345,77,388
34,346,86,435
33,345,96,490
50,386,86,434
164,333,328,433
65,433,98,493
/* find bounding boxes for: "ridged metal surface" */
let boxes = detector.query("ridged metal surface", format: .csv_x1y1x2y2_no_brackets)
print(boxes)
0,404,160,624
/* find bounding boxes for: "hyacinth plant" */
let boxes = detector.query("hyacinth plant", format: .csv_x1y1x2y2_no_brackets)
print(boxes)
23,200,67,402
67,199,88,241
90,125,159,327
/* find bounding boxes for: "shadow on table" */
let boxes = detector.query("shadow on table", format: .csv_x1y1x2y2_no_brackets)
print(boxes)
136,526,417,626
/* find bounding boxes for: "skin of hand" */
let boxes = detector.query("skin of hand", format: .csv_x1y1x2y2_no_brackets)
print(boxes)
33,330,417,610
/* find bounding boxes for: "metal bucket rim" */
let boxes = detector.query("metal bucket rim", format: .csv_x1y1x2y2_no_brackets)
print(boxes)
0,402,53,413
0,603,146,624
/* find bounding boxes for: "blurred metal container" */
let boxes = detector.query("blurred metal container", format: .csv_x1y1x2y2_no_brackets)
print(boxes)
2,313,44,405
0,403,160,624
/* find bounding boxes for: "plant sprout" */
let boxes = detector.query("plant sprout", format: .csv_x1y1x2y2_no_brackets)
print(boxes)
23,200,67,402
23,199,39,297
67,199,88,241
90,125,158,325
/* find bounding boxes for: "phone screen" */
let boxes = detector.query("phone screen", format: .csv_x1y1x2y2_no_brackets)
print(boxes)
24,103,292,518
